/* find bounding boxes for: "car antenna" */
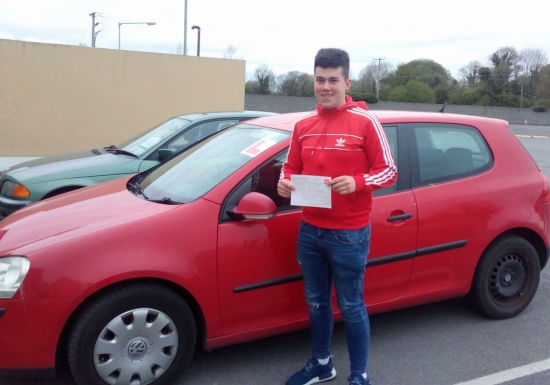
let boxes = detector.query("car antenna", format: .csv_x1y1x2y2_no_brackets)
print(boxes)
439,102,447,113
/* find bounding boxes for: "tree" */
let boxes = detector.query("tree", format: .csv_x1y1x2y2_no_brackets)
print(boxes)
246,64,276,94
474,47,521,106
277,71,314,96
518,48,548,104
223,44,244,60
382,59,451,102
459,61,482,86
489,46,519,69
173,42,184,55
534,64,550,108
387,80,435,103
478,67,491,82
245,80,257,94
489,47,519,92
434,84,449,104
389,59,451,89
351,61,394,95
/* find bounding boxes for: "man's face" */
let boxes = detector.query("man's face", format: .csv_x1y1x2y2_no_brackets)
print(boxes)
314,66,351,110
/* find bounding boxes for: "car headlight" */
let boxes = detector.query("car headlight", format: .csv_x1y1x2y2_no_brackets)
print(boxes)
0,257,30,299
0,180,30,198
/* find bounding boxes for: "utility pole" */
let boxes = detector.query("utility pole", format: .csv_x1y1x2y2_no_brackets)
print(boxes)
90,12,96,47
373,57,385,99
184,0,188,55
520,65,530,109
89,12,102,47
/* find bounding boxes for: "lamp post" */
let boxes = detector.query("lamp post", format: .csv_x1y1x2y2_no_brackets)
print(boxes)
191,25,201,56
118,22,156,50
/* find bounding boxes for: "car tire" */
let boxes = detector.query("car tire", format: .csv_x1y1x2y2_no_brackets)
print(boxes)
468,235,540,319
67,283,196,385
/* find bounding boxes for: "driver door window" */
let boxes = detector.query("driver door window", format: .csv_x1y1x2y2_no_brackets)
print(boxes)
249,152,292,209
222,151,297,222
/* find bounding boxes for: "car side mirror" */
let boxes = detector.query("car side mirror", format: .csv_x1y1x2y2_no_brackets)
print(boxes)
158,148,177,161
228,192,277,220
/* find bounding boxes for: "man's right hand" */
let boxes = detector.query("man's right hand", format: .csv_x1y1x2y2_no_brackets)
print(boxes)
277,179,295,198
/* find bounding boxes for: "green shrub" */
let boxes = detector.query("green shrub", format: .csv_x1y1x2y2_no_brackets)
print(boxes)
387,80,435,103
348,92,378,104
533,106,547,112
536,99,550,109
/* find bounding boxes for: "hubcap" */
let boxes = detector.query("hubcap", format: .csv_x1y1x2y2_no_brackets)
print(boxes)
94,308,178,385
126,337,149,361
489,254,526,300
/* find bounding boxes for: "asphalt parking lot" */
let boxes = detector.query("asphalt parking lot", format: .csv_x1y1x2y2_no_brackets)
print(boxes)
1,124,550,385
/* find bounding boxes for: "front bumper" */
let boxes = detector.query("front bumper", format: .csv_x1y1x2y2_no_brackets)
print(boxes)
0,195,30,219
0,296,75,372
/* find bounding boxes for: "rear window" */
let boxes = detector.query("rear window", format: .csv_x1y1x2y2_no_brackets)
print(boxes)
410,124,492,187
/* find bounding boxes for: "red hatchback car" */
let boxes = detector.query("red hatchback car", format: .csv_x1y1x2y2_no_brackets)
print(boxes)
1,111,549,385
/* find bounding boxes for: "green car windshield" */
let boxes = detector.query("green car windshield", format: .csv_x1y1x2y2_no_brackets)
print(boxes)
118,117,192,157
140,124,290,203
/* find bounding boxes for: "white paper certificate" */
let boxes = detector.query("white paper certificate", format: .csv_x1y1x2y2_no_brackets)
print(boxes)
290,175,332,208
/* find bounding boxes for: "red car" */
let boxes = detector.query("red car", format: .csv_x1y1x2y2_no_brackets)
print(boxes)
1,111,549,385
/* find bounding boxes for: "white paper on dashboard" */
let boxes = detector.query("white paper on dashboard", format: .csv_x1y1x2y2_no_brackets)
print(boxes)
290,175,332,208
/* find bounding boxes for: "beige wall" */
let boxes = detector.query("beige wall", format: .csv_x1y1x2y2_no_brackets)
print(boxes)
0,39,245,156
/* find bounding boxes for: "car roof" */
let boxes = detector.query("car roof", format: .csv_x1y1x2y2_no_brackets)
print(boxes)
176,111,276,121
245,110,509,132
372,110,509,127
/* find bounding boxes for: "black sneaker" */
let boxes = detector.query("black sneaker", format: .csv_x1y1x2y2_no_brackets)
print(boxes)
286,357,337,385
348,373,371,385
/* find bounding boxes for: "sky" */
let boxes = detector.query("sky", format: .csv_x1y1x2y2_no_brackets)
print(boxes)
1,0,549,80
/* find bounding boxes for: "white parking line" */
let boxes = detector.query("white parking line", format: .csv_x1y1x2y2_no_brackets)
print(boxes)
454,358,550,385
516,134,550,139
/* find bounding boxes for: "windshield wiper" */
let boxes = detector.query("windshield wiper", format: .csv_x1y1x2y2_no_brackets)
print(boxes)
103,145,138,158
128,181,149,199
147,197,180,205
128,182,179,205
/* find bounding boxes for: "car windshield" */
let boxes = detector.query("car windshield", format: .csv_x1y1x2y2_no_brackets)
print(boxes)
139,124,290,203
117,117,192,156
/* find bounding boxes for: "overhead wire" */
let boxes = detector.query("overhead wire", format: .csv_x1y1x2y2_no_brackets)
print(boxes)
79,19,90,46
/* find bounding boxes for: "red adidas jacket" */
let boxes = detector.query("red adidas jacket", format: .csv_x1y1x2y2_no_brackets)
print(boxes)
281,95,397,229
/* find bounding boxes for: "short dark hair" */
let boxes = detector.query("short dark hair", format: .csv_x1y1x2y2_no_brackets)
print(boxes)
314,48,350,79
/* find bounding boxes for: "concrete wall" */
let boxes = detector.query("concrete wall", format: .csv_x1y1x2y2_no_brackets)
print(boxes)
0,39,245,156
245,94,550,126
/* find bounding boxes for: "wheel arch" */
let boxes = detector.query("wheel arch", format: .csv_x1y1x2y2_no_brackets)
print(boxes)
468,227,548,298
499,227,549,270
55,277,207,372
42,185,85,200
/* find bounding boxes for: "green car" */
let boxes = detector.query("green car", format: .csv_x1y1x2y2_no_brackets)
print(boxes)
0,111,275,219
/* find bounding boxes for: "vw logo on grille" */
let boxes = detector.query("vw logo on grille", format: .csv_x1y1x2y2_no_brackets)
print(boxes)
127,339,147,358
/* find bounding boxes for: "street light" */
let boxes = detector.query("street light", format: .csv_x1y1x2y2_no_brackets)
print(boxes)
118,22,156,50
191,25,201,56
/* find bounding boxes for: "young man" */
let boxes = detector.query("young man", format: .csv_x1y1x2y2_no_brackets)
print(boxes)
277,48,397,385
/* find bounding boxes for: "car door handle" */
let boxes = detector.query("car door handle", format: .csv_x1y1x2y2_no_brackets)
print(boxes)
387,213,413,222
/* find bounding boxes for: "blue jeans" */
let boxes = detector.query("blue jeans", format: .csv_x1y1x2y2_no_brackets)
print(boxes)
297,220,371,376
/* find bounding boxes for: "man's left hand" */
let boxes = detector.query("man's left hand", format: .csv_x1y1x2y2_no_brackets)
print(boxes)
326,176,356,195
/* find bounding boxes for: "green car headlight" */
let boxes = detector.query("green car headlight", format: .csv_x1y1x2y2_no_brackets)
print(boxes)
0,180,30,198
0,257,30,299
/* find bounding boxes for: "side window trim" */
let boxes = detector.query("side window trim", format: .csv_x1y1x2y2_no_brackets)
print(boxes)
373,124,410,197
395,123,411,192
